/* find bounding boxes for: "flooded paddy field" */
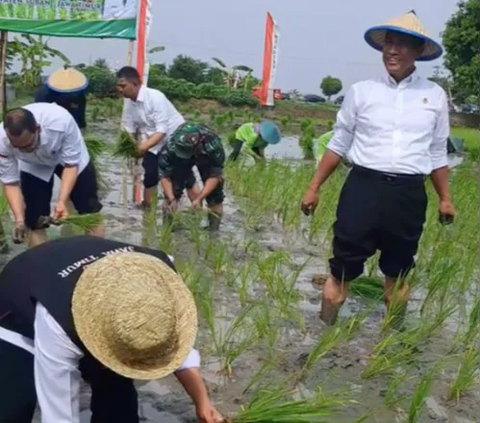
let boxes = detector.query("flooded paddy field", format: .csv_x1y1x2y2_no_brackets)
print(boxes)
17,117,479,423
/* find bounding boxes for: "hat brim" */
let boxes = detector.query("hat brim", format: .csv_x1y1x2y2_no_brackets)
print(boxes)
364,25,443,62
260,126,281,145
71,252,198,380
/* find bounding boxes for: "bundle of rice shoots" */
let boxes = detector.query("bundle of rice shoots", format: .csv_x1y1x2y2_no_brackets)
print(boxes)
84,136,109,162
45,213,104,232
112,130,140,159
231,386,352,423
350,276,384,300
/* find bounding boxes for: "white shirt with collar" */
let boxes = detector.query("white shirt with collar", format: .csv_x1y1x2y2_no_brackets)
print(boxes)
0,102,90,184
121,86,185,155
0,256,201,423
327,70,449,175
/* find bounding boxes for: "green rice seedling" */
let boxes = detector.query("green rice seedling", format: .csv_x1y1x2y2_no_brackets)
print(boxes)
226,130,237,147
184,212,208,254
237,263,257,306
193,111,201,122
209,107,217,122
226,110,235,124
232,384,355,423
90,106,101,122
103,98,119,118
349,276,384,300
448,346,480,402
112,130,140,159
204,238,231,276
84,136,109,162
407,362,443,423
57,213,104,232
384,370,411,409
300,118,313,132
462,297,479,345
280,115,290,131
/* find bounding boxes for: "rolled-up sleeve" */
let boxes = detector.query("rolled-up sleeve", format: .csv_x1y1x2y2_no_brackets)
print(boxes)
176,348,201,371
60,116,83,167
151,93,169,135
0,141,19,184
327,86,357,157
121,99,136,134
430,89,449,170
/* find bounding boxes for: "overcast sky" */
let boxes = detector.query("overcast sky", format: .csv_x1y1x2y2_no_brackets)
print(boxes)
46,0,460,95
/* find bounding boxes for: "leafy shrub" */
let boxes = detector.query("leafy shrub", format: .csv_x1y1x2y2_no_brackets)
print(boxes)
82,65,117,98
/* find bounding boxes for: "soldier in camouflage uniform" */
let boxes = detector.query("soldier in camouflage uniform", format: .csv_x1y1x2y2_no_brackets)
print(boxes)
158,122,226,231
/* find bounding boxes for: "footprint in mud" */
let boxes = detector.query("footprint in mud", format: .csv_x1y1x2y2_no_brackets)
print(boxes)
310,273,328,289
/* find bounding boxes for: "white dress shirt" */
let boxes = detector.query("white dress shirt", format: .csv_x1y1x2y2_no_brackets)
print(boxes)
327,70,449,175
0,102,90,184
121,86,185,154
0,258,201,423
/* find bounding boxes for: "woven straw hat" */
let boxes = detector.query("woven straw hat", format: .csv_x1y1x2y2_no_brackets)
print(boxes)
47,66,88,93
364,10,443,61
71,252,198,380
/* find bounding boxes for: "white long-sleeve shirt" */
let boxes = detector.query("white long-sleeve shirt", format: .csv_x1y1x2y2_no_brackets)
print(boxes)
121,86,185,154
0,103,90,183
327,70,449,175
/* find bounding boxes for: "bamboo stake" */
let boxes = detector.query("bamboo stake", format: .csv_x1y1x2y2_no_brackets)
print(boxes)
0,31,9,253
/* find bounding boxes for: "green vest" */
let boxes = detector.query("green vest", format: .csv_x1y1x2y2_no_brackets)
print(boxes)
314,130,334,161
236,123,260,149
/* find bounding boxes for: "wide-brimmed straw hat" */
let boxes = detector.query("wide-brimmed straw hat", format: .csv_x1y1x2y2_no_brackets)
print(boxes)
47,66,88,93
364,10,443,62
71,252,198,380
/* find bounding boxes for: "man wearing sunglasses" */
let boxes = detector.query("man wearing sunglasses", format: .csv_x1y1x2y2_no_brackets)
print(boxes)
0,103,104,248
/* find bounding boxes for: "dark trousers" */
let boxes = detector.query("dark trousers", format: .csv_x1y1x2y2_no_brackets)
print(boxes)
329,165,427,282
0,340,139,423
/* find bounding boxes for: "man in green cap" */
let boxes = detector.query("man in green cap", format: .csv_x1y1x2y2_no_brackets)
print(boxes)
158,122,225,231
228,121,281,162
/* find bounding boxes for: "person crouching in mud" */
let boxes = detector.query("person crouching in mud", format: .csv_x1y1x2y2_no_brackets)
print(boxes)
159,122,226,232
0,235,225,423
228,121,281,162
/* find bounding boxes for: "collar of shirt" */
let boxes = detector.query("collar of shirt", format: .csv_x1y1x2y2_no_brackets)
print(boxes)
383,69,420,89
135,85,147,103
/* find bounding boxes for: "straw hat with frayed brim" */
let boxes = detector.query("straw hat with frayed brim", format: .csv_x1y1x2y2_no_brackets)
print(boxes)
364,10,443,62
71,252,198,380
47,67,89,93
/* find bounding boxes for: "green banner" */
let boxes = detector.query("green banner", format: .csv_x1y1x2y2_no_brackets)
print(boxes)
0,0,138,39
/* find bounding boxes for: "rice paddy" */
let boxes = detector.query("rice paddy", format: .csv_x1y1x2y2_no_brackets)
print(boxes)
3,96,478,422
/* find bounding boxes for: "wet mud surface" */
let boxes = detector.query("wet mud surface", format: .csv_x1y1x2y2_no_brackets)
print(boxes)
22,122,479,422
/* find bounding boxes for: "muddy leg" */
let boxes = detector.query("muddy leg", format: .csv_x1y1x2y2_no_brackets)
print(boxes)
28,229,48,248
384,276,409,330
320,275,348,325
208,203,223,232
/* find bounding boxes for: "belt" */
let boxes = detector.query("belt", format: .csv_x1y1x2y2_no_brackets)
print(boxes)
352,165,425,182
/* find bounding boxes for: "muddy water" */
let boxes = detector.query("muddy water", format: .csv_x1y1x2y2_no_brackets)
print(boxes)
24,123,477,422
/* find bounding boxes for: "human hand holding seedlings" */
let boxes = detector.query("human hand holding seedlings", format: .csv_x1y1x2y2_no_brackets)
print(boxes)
53,200,69,221
439,199,455,225
301,187,319,216
191,196,203,209
11,221,27,244
174,367,225,423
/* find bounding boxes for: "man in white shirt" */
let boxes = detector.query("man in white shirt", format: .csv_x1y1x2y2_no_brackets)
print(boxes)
0,103,105,248
117,66,200,208
301,11,455,327
0,235,224,423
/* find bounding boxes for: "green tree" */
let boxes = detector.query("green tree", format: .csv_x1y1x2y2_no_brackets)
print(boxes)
168,55,208,84
320,76,342,101
442,0,479,102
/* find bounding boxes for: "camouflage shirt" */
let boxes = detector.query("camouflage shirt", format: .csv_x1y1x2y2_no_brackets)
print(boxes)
158,122,226,179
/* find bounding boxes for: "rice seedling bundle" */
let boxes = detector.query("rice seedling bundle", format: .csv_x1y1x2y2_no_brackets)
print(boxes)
84,136,109,162
112,130,140,159
44,213,103,232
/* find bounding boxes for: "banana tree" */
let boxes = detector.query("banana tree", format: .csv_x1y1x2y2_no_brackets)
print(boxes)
211,58,252,89
10,34,70,87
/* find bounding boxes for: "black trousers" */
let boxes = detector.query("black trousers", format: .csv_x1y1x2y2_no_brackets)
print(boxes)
329,165,427,282
0,340,139,423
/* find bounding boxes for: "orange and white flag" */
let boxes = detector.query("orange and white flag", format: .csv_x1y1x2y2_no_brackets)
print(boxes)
260,12,280,106
136,0,152,85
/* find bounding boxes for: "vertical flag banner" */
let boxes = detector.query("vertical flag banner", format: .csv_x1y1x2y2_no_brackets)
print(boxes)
133,0,152,205
0,0,139,39
261,12,280,106
136,0,151,85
